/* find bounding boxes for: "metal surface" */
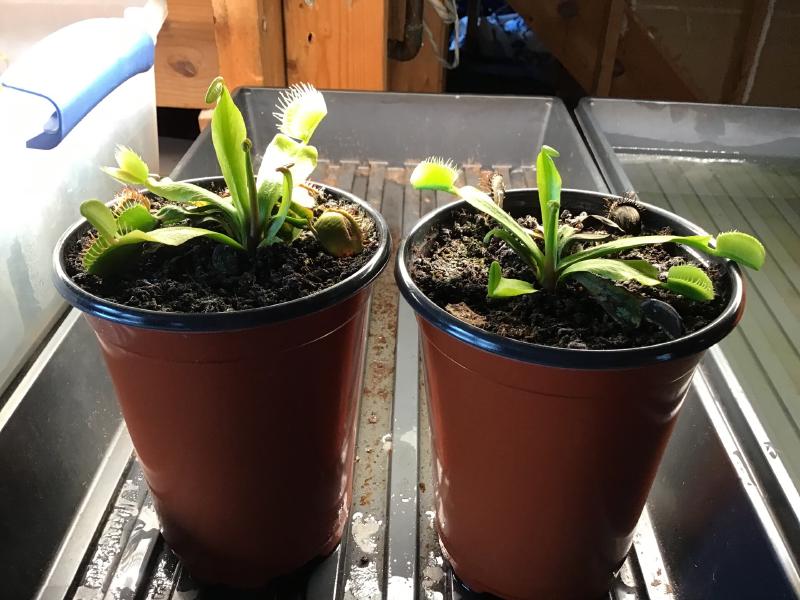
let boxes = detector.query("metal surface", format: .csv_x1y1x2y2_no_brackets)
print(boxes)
174,89,607,192
577,97,800,598
11,90,796,600
0,310,127,600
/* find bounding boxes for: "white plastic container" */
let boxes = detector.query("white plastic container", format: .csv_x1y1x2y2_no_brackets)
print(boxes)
0,2,165,393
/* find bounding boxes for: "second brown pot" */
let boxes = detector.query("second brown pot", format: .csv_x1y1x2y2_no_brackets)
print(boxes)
396,189,746,599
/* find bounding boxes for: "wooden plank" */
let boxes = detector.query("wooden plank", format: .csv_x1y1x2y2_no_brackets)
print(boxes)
746,2,800,107
367,162,388,210
724,0,775,103
283,0,388,90
336,160,359,192
310,158,330,183
463,163,481,187
404,165,422,234
384,168,406,242
198,108,213,131
389,0,447,93
155,0,220,108
593,0,625,96
210,0,286,90
609,5,700,101
509,0,615,94
719,0,762,102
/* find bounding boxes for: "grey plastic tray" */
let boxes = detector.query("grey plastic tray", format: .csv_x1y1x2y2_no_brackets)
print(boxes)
4,90,798,600
577,98,800,598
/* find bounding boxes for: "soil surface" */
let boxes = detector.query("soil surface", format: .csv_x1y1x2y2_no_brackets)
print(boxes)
409,203,730,350
66,191,379,313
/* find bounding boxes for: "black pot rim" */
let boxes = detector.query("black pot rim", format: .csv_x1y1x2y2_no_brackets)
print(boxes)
395,188,745,370
53,177,391,332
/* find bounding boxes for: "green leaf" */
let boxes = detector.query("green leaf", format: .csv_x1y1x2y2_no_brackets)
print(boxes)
314,209,363,257
560,258,662,286
204,75,226,104
535,146,562,289
714,231,765,269
290,200,314,221
558,234,712,270
483,227,539,270
80,200,117,240
257,134,318,185
410,157,459,192
487,261,537,298
114,146,150,182
206,76,250,217
82,238,137,276
145,178,243,243
571,272,643,329
255,134,319,222
102,166,145,186
274,83,327,143
116,203,157,234
242,138,261,250
156,202,223,223
82,226,244,276
126,226,244,250
459,185,545,273
146,178,234,211
664,264,714,301
101,146,150,186
292,186,317,209
536,146,561,241
559,230,765,273
563,257,715,302
264,167,294,245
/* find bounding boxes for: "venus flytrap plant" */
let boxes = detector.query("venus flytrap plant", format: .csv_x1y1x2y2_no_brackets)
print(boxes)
411,146,765,330
80,78,362,276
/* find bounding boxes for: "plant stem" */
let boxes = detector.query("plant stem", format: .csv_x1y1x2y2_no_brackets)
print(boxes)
242,139,260,254
542,254,557,291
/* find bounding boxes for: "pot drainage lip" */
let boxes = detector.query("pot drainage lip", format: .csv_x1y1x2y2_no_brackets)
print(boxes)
53,178,392,332
395,189,746,370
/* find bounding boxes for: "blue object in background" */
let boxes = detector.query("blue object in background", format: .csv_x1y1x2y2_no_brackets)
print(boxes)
0,18,154,150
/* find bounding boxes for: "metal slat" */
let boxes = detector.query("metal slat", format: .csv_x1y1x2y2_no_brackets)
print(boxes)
102,495,160,600
72,463,147,600
746,164,800,237
337,161,359,192
638,159,800,478
386,166,421,600
340,161,398,600
312,159,331,183
508,167,526,189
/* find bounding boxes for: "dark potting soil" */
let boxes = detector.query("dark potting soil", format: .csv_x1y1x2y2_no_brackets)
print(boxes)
410,204,730,350
66,191,379,313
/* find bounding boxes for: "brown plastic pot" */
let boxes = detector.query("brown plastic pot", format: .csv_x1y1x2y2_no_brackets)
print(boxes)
396,189,746,600
53,178,390,587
